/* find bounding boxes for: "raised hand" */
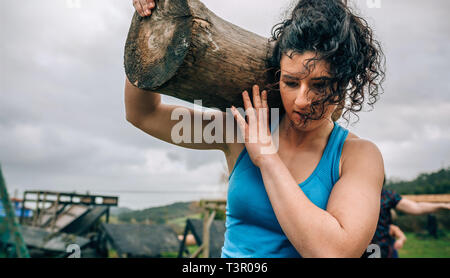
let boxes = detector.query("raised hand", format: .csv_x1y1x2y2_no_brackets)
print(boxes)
230,85,278,168
132,0,156,17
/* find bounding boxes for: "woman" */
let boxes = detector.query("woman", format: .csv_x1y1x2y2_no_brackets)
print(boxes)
127,0,386,257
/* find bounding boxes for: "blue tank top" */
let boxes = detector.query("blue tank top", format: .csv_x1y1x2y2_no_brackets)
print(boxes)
221,120,349,258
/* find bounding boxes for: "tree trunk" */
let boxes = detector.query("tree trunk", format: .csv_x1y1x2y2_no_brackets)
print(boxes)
124,0,342,120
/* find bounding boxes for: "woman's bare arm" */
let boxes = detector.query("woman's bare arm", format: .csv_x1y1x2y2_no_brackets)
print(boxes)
257,138,384,257
125,77,236,153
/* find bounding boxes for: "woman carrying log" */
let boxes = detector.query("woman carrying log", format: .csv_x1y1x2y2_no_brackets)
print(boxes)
126,0,386,258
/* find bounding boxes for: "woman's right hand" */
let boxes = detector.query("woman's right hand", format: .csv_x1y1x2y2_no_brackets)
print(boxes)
132,0,156,17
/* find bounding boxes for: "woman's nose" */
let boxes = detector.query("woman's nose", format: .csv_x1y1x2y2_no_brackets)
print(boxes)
294,89,311,110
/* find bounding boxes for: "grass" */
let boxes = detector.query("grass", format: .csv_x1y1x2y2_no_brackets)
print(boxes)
167,213,202,226
166,213,202,235
398,231,450,258
164,231,450,258
161,245,200,258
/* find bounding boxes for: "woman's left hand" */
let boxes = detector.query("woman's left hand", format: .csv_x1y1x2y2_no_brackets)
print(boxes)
230,85,278,168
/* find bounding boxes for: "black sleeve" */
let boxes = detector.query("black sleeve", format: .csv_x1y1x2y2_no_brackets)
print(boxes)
391,190,402,208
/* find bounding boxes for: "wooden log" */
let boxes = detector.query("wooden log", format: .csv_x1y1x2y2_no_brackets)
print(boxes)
124,0,343,120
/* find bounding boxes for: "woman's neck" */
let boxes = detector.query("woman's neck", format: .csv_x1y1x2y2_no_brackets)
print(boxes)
276,114,334,150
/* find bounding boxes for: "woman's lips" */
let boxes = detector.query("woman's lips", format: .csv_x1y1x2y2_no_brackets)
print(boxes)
293,111,303,121
293,111,310,124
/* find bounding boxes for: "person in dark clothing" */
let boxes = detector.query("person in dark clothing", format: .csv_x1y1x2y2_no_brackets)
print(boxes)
371,189,403,258
367,187,450,258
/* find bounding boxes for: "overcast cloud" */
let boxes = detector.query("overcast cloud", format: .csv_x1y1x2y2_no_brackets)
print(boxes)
0,0,449,209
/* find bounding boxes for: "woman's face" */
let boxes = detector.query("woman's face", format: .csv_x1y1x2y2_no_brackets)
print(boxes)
279,51,337,130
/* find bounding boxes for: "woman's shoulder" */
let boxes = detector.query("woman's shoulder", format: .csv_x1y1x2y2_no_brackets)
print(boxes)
339,131,384,176
342,132,382,159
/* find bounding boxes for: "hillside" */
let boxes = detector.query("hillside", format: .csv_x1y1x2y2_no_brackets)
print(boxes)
113,168,450,234
117,201,203,225
385,168,450,195
110,207,133,216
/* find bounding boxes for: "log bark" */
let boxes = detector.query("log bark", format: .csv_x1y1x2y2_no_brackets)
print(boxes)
124,0,342,120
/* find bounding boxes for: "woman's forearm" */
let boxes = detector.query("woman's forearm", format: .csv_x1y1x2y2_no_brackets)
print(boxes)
258,154,351,257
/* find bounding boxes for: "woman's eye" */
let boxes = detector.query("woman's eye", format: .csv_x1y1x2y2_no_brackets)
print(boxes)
313,82,326,89
284,82,298,88
312,83,330,94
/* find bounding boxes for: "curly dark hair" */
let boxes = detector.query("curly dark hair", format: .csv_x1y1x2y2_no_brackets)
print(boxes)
265,0,386,124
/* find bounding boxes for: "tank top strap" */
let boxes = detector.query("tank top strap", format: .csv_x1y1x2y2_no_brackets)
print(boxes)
228,120,348,185
323,122,349,185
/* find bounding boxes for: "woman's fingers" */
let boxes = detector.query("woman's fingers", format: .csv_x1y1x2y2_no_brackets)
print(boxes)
231,106,247,141
140,0,150,16
133,0,145,17
261,90,268,109
233,85,269,143
242,90,252,111
146,0,156,15
242,90,256,125
140,0,152,16
231,106,244,127
232,87,270,145
261,90,269,122
135,0,155,17
252,85,262,109
252,85,270,126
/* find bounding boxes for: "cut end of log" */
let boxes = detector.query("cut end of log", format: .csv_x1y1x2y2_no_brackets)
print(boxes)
124,0,193,89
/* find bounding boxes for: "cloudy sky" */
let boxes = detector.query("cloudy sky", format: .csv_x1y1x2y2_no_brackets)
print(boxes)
1,0,449,209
